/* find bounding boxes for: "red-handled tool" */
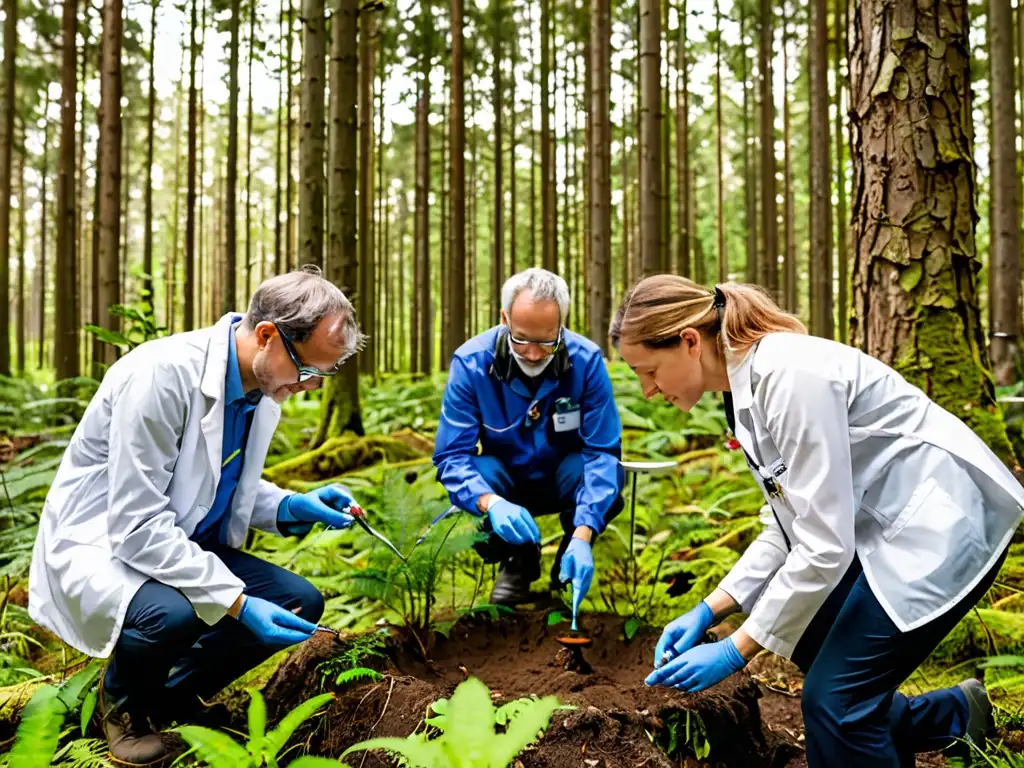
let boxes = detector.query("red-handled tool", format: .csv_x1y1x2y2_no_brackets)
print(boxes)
347,504,408,562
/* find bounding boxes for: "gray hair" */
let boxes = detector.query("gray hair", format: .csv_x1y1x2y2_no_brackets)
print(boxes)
501,268,570,323
242,265,366,360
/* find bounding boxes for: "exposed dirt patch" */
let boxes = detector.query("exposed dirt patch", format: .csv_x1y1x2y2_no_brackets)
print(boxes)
262,612,797,767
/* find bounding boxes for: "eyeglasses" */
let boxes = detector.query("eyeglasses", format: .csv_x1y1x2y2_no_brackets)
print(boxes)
274,323,341,382
507,325,562,352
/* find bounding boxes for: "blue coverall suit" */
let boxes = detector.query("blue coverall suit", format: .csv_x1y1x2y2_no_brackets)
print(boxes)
433,326,625,588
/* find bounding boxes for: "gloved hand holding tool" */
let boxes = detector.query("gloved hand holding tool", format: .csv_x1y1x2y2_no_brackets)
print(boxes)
487,498,541,546
236,596,317,648
652,600,715,669
279,484,357,530
558,537,594,631
644,636,747,692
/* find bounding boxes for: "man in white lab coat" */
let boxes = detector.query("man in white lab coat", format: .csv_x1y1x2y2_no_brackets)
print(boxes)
613,274,1024,767
29,266,365,766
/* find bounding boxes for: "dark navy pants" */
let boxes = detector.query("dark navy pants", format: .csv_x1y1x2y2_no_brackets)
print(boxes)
792,550,1006,767
103,545,324,723
471,453,624,586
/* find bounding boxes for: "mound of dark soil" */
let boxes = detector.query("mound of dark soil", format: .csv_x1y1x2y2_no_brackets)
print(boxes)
262,612,797,767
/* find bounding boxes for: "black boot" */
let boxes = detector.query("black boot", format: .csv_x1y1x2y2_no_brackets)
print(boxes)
490,546,541,606
98,676,187,767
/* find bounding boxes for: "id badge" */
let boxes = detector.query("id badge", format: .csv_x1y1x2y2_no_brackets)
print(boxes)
553,408,581,432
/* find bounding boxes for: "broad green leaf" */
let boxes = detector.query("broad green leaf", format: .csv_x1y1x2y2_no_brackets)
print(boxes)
56,659,103,712
443,677,495,766
247,688,267,759
546,611,565,626
489,695,561,767
624,617,642,640
80,689,98,736
263,692,334,758
176,724,252,767
6,684,66,768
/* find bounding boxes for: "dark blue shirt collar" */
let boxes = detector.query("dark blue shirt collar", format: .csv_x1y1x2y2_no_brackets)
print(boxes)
227,320,262,406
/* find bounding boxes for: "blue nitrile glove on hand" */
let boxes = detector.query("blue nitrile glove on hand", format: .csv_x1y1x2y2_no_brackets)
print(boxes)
487,498,541,546
653,601,715,669
236,595,317,648
644,636,746,692
278,484,357,533
558,537,594,627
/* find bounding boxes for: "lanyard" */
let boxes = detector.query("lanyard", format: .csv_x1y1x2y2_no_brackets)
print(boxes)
723,390,792,551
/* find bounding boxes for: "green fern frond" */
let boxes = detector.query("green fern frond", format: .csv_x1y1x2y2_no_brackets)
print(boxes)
334,667,382,687
176,724,252,767
51,737,116,768
262,692,335,759
5,683,65,768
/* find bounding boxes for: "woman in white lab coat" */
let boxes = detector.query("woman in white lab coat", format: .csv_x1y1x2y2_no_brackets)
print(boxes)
610,274,1024,767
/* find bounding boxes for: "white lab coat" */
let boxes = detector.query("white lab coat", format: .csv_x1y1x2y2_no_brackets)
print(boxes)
717,332,1024,660
28,313,292,658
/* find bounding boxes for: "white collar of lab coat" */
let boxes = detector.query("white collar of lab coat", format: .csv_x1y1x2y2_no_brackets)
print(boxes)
201,313,244,401
725,343,757,412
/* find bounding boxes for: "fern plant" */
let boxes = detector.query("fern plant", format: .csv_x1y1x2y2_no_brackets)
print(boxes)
174,687,340,768
342,677,563,768
0,659,104,768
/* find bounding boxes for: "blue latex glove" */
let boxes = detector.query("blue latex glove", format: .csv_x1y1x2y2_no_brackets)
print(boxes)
558,537,594,629
280,484,357,530
237,595,317,647
644,636,746,692
487,498,541,546
653,601,714,669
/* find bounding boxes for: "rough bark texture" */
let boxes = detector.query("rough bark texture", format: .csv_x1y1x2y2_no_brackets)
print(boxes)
835,0,849,341
245,0,255,297
0,0,15,376
809,0,832,336
448,0,465,362
588,0,610,353
757,0,777,297
315,0,362,446
274,2,284,274
988,0,1020,385
39,96,49,369
185,0,198,330
357,8,374,373
97,0,123,368
849,0,1016,466
638,0,661,277
491,0,503,313
299,0,326,268
55,0,79,379
540,0,555,272
676,0,688,278
782,8,796,314
15,136,24,373
414,75,431,374
715,0,725,283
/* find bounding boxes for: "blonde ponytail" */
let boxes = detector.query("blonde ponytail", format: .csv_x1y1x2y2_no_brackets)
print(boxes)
609,275,806,354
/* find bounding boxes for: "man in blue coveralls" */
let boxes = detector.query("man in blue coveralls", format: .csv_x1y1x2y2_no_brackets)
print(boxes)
30,267,365,766
433,268,625,610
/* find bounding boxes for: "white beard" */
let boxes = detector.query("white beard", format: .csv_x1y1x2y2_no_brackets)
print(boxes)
511,350,554,378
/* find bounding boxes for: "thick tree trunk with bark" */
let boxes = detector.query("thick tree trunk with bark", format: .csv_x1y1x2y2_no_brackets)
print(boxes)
988,0,1021,384
782,8,796,313
638,0,660,277
224,0,240,311
299,0,326,268
56,0,79,379
315,0,361,444
245,0,255,297
849,0,1015,465
16,134,24,373
0,0,16,375
809,0,832,336
491,0,503,312
715,0,725,282
835,0,848,341
676,0,688,278
588,0,610,352
39,96,49,368
97,0,123,368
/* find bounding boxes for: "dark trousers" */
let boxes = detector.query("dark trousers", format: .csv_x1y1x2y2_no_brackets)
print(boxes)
103,545,324,722
792,549,1006,767
471,453,624,586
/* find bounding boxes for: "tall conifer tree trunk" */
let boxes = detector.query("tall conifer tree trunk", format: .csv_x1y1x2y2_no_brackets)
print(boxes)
56,0,80,379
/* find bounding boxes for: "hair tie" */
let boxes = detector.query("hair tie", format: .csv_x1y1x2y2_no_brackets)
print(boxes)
713,286,726,308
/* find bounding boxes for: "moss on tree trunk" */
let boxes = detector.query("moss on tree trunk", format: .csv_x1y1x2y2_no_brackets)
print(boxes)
264,431,430,488
848,0,1018,469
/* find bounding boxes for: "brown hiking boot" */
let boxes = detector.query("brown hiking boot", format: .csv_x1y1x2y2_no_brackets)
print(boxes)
98,677,187,767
